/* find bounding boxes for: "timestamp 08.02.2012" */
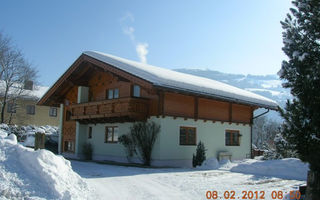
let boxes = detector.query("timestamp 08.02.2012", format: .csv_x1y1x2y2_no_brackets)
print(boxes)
205,190,302,200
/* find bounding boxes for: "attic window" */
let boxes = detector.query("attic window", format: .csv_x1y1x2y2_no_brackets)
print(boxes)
24,80,33,90
107,88,119,99
133,85,140,97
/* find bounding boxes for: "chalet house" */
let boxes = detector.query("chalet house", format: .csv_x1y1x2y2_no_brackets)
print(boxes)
0,82,59,126
38,51,278,167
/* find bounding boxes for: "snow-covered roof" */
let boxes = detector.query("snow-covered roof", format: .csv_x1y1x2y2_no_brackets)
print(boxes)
0,80,49,100
84,51,278,110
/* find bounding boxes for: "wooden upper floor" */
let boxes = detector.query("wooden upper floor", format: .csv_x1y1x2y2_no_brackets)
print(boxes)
38,53,275,125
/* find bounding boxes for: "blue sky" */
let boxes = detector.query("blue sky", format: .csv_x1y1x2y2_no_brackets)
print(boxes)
0,0,292,86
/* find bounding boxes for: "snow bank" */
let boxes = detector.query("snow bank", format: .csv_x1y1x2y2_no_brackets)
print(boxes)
196,158,220,170
0,129,7,138
230,158,309,180
0,124,59,147
0,134,89,199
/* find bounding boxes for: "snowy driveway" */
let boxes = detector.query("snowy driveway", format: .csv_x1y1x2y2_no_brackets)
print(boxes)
71,161,304,200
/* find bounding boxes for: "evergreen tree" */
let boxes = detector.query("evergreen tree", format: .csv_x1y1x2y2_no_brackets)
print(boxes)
192,141,206,167
279,0,320,198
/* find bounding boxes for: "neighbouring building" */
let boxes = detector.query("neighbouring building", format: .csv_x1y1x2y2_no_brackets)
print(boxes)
38,51,278,167
0,82,59,126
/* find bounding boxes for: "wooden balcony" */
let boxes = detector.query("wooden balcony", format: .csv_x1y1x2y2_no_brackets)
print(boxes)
69,97,149,124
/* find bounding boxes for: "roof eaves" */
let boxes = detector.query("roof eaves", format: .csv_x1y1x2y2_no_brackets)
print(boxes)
153,84,279,111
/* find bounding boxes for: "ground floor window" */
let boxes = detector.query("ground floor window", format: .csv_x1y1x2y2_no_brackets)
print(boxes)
64,140,75,152
49,107,57,117
179,126,196,145
7,103,16,113
26,105,35,115
225,130,240,146
105,126,118,143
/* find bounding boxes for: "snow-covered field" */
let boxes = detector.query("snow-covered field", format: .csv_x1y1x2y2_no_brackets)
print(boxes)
71,159,306,200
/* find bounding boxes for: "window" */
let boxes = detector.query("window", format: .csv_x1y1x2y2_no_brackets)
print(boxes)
133,85,140,97
49,107,57,117
108,89,113,99
64,141,75,152
114,88,119,98
105,126,118,143
107,88,119,99
179,127,196,145
26,105,35,115
225,130,240,146
7,103,16,113
88,127,92,139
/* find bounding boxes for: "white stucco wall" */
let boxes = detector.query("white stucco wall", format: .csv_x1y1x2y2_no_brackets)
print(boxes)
75,116,251,167
154,116,251,167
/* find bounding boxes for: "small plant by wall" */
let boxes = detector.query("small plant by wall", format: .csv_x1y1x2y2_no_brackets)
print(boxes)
192,141,207,167
119,121,160,166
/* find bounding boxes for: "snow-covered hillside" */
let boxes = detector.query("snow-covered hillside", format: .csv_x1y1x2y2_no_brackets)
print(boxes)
174,69,290,107
174,69,291,121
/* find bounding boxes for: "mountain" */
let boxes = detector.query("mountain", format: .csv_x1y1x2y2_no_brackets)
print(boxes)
174,68,291,121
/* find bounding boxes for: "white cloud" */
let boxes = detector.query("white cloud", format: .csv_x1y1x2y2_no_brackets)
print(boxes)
136,43,149,64
120,12,149,63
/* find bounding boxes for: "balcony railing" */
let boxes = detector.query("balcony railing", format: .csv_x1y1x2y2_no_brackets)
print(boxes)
69,97,149,123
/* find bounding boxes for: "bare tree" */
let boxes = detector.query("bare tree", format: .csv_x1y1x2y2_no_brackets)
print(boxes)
252,116,281,149
0,32,38,123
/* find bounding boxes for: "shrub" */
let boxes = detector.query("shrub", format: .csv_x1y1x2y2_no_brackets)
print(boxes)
118,134,136,161
82,143,93,160
119,121,160,166
192,141,207,167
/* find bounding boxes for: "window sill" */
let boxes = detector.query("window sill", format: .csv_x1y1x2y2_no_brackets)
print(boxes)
104,142,118,144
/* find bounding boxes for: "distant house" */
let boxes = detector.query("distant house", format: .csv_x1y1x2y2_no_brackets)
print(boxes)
0,81,59,126
38,51,278,167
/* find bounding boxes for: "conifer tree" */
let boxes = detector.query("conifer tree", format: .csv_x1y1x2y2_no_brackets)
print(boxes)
192,141,206,167
279,0,320,198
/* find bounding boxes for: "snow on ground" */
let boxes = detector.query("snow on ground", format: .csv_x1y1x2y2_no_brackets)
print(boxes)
0,124,59,147
0,124,308,200
226,158,309,181
71,159,306,200
0,134,89,200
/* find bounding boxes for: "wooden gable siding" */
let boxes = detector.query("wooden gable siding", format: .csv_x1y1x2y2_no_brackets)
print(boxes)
84,68,160,116
231,104,252,123
88,71,131,101
162,91,252,123
163,92,195,118
198,98,229,121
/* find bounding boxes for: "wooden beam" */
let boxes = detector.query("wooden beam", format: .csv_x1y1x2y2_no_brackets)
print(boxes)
158,91,164,116
229,103,232,122
194,97,198,120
